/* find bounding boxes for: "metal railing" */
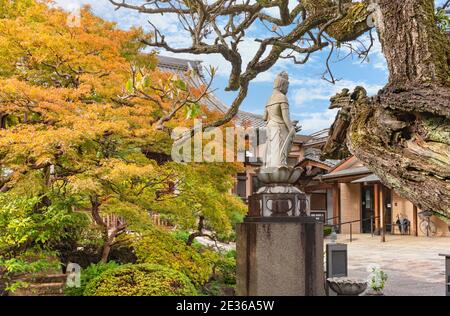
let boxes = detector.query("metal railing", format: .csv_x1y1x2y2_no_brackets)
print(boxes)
326,216,380,242
324,216,340,226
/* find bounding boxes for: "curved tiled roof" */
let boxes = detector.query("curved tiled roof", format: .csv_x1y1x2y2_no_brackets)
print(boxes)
305,128,330,146
302,147,341,168
156,55,265,127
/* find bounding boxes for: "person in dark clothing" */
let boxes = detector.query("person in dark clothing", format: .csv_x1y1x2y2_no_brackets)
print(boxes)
401,217,410,234
396,215,402,233
395,214,410,234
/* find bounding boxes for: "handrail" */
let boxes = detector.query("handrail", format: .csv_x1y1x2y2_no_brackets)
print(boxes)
339,216,379,226
327,216,381,242
324,216,339,223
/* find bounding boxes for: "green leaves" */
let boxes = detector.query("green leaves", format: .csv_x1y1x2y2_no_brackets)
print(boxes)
83,263,198,296
185,103,201,119
174,79,187,92
125,79,134,93
0,194,88,257
208,65,216,78
64,261,121,296
143,75,152,88
436,8,449,31
133,228,213,288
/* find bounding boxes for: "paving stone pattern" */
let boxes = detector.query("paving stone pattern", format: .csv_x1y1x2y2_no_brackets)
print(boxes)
331,234,450,296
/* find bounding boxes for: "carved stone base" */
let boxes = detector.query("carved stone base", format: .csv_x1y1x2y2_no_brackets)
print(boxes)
257,184,302,194
249,186,308,217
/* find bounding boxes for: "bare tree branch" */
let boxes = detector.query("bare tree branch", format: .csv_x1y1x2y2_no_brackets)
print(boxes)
108,0,372,131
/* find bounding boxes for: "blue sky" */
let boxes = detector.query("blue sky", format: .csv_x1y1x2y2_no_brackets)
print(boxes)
52,0,447,134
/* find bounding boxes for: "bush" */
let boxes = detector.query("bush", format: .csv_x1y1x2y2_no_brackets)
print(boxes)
171,230,202,248
83,264,197,296
202,250,236,296
213,251,236,286
324,226,333,237
133,229,213,288
64,261,120,296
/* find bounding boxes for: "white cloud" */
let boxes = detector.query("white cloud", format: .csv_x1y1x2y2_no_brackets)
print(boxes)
53,0,180,32
295,109,339,134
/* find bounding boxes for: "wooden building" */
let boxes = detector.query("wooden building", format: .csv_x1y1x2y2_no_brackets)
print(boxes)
315,156,450,237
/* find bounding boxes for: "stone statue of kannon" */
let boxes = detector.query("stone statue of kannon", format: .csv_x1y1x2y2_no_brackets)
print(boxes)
254,71,306,214
262,71,300,170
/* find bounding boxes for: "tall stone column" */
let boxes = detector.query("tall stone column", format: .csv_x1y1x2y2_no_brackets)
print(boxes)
236,216,325,296
236,169,325,296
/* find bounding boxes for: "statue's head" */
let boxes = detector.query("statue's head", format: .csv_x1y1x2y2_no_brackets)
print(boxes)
273,71,289,94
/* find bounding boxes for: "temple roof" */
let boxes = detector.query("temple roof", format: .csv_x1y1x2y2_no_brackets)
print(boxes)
156,55,265,128
317,166,371,181
304,128,330,146
302,147,341,168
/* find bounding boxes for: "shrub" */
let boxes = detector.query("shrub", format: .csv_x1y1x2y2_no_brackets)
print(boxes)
133,229,213,288
213,251,236,286
202,250,236,296
83,264,197,296
324,226,333,237
171,230,202,248
64,261,121,296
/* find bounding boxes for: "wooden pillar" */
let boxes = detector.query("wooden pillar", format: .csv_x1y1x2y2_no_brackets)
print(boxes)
374,184,380,233
332,183,340,227
413,205,418,236
248,173,254,200
379,187,386,242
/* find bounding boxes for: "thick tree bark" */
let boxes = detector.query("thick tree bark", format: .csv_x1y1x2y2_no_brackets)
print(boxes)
323,0,450,220
377,0,449,88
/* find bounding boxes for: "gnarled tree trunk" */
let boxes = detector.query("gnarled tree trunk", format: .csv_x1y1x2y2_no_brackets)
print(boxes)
323,0,450,220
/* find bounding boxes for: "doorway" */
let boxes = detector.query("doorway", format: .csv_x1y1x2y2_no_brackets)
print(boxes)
383,186,393,233
361,185,374,233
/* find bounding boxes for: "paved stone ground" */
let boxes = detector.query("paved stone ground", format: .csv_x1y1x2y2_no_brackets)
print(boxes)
330,234,450,296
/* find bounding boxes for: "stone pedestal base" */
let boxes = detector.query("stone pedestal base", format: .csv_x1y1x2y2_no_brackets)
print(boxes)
236,217,325,296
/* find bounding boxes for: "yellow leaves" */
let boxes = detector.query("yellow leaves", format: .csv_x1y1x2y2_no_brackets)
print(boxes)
67,176,103,196
96,159,156,183
0,3,137,96
100,198,147,223
0,124,81,167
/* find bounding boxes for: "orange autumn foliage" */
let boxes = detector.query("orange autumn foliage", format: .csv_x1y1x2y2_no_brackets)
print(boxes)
0,0,246,252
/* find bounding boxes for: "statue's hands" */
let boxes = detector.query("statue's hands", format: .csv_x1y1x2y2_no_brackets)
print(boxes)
292,121,302,133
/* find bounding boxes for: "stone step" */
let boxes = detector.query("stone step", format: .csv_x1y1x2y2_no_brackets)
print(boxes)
14,273,67,284
9,282,65,296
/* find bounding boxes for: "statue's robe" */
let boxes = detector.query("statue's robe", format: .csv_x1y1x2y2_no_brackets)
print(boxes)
263,91,291,169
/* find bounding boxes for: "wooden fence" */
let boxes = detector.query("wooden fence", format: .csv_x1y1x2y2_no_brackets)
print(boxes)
102,213,171,230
